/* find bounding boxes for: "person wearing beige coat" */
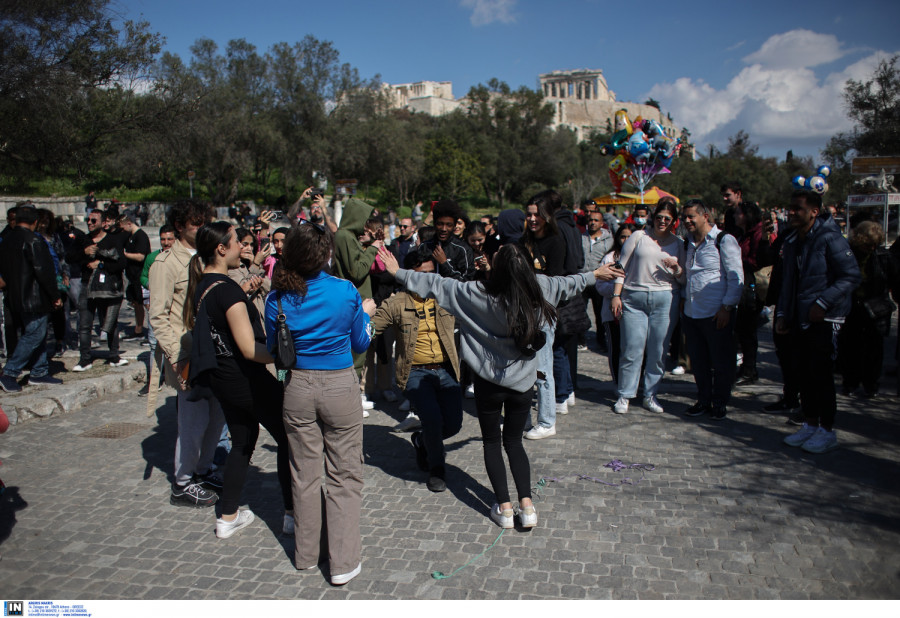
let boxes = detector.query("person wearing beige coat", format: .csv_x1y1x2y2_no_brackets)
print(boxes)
148,200,225,508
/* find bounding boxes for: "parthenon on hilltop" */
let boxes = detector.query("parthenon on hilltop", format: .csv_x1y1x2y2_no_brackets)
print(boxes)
383,68,678,142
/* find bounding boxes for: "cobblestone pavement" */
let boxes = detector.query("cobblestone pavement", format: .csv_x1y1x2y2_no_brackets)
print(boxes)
0,324,898,600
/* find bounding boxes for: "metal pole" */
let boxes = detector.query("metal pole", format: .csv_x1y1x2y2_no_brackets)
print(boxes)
189,178,193,198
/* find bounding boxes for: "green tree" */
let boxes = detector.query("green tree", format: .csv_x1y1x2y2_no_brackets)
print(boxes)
0,0,163,181
423,137,481,199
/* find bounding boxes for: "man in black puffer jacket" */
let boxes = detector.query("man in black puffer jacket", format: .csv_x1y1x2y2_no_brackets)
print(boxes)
0,204,63,391
776,190,860,454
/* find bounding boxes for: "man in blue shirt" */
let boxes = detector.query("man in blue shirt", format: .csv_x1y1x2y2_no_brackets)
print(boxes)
680,199,744,420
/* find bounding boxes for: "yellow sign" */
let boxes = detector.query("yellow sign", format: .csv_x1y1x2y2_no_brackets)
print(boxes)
851,156,900,175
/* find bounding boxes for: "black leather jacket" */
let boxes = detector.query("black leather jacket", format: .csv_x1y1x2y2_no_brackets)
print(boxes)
0,227,60,316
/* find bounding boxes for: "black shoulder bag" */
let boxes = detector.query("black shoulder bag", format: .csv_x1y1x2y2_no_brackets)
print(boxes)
272,293,297,370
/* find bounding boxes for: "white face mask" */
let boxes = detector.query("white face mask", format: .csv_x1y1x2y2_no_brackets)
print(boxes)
635,217,647,226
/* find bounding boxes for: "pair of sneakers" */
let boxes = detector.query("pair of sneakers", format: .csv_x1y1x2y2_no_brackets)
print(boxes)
784,423,838,453
612,396,664,414
490,503,537,529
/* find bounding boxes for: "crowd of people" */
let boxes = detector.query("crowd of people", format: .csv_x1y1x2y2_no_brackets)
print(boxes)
0,180,897,586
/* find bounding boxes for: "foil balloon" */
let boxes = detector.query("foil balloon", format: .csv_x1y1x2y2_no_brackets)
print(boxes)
816,165,831,179
626,129,650,162
792,175,807,189
807,175,827,194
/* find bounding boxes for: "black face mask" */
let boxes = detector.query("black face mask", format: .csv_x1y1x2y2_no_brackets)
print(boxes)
310,213,324,223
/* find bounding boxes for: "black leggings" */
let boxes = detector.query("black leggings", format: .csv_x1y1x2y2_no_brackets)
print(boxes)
473,374,532,504
211,359,292,515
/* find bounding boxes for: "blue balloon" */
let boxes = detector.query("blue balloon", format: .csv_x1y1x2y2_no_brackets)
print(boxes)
816,165,831,179
808,175,826,194
792,175,807,189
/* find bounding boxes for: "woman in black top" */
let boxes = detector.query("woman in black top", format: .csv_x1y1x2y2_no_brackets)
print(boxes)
183,221,292,539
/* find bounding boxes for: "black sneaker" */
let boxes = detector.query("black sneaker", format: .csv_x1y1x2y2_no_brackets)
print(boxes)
194,470,224,493
0,375,22,393
684,402,710,417
786,411,804,426
411,431,428,471
170,482,217,507
27,375,63,386
763,398,800,413
709,406,727,421
735,373,758,386
427,467,447,492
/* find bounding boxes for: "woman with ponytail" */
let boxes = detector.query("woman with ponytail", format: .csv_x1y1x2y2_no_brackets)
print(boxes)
183,221,293,540
377,244,623,530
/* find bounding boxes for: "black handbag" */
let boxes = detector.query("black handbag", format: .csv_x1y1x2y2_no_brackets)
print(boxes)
272,294,297,370
862,294,896,337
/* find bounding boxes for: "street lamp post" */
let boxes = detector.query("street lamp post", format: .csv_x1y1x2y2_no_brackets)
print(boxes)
188,170,195,198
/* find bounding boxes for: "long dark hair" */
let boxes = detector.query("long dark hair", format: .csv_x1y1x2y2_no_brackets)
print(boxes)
737,201,762,230
607,223,636,260
481,243,557,356
183,221,234,330
272,223,333,296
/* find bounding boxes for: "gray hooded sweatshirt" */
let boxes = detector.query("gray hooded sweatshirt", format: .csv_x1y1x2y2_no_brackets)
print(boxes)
395,269,596,393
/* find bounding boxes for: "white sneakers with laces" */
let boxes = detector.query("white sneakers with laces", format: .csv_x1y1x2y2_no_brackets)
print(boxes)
216,509,255,539
524,424,556,440
613,397,629,414
784,422,817,447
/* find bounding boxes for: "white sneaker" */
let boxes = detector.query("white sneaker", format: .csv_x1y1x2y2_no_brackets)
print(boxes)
613,397,629,414
465,384,475,399
108,358,129,367
784,422,817,447
383,390,398,403
331,562,361,586
362,409,370,418
643,396,664,414
216,509,255,539
490,503,514,529
671,365,686,376
393,412,421,432
566,392,575,407
398,399,411,412
361,396,374,410
283,513,295,536
555,401,568,415
801,427,838,453
524,424,556,440
72,362,93,372
516,504,537,528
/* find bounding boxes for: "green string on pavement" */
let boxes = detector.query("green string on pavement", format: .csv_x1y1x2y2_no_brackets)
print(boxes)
431,529,506,579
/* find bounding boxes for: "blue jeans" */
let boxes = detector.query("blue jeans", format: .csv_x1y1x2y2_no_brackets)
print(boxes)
534,322,556,428
404,366,463,471
682,312,736,407
552,338,572,404
3,312,50,378
617,290,679,399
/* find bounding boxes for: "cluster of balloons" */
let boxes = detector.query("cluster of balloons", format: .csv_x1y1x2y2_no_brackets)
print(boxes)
600,109,682,194
792,165,831,195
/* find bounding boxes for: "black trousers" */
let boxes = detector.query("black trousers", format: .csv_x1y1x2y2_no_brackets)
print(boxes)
210,359,292,515
473,374,532,504
838,302,884,393
789,322,841,430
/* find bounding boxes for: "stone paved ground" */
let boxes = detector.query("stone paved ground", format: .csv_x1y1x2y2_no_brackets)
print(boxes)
0,323,898,600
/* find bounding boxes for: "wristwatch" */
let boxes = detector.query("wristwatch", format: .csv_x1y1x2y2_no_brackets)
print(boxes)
612,293,621,298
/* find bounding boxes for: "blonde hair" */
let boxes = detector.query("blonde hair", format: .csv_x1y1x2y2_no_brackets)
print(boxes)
850,220,884,251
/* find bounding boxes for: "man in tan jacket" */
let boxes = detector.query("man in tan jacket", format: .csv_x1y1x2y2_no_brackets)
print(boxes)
148,200,225,508
370,251,461,493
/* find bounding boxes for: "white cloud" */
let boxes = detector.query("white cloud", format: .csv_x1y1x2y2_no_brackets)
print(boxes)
742,29,846,69
644,29,899,156
726,41,746,52
460,0,516,26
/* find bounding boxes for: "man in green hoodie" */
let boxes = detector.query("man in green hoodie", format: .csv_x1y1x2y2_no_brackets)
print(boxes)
332,198,385,412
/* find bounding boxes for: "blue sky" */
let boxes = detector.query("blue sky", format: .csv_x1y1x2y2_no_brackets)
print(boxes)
115,0,900,159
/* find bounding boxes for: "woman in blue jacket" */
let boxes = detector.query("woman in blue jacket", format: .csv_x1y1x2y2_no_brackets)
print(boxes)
265,223,375,586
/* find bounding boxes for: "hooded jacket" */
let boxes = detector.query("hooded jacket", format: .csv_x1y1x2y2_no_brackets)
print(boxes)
776,215,860,326
332,198,379,299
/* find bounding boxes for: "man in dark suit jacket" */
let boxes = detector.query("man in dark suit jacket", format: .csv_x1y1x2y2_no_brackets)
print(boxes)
0,204,63,392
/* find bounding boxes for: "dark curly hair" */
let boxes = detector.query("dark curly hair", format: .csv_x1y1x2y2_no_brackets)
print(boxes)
272,223,333,295
432,199,465,224
169,199,214,236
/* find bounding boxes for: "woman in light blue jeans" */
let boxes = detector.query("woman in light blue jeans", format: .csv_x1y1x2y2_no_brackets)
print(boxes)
610,198,685,414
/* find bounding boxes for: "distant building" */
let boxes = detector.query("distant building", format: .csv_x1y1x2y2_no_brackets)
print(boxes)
538,69,678,141
383,69,680,143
